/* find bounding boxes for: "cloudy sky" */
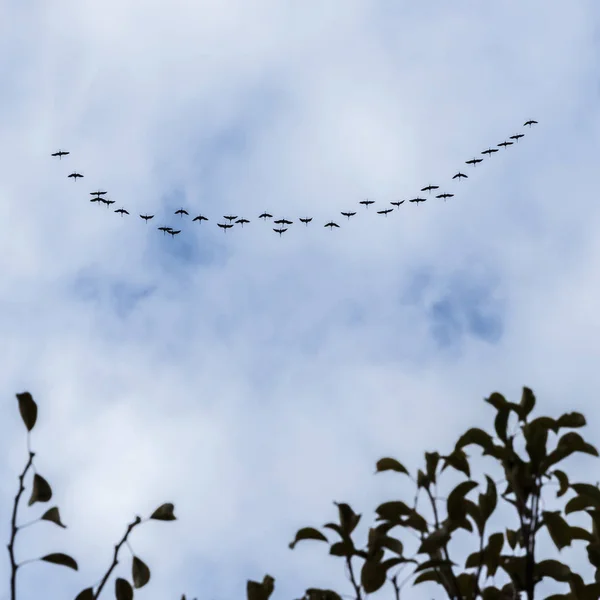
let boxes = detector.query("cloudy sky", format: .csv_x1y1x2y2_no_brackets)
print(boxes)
2,1,600,599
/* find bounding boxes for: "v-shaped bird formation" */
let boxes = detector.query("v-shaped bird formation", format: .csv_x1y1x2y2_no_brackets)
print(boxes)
52,120,538,239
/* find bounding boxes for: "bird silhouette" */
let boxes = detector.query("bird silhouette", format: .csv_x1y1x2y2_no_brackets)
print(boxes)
377,208,393,216
359,199,375,208
101,199,115,207
168,229,181,237
158,226,173,235
324,221,340,229
390,201,405,207
274,218,293,226
341,211,356,220
218,223,233,231
90,197,102,204
90,190,107,197
175,208,189,217
409,197,426,205
51,150,69,159
465,158,483,166
259,212,273,220
299,217,312,225
421,185,439,193
192,215,208,222
497,141,513,148
481,148,498,156
140,214,154,221
223,215,238,222
273,228,287,236
68,172,83,180
236,218,250,227
524,120,538,127
452,172,468,180
114,208,130,216
436,193,454,201
510,134,524,142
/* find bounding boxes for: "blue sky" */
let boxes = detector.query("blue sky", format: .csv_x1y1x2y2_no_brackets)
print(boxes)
2,1,600,599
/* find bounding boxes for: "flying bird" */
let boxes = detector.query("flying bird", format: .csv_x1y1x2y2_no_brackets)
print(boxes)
51,150,69,159
114,208,130,216
510,134,524,142
481,148,498,156
224,215,238,222
236,218,250,227
218,223,233,231
168,229,181,237
101,199,115,207
90,197,102,204
466,158,483,166
497,141,513,148
421,185,439,193
299,217,312,225
140,214,154,221
259,212,273,220
409,197,426,205
273,228,287,237
68,172,83,180
192,215,208,222
158,226,173,235
175,208,189,217
341,211,356,220
436,193,454,201
359,199,375,208
452,172,468,180
324,221,340,229
390,201,405,207
524,120,538,127
377,208,393,216
90,190,107,197
274,218,293,226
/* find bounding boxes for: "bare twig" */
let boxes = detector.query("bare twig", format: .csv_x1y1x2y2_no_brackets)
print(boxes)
93,515,142,599
8,450,36,600
344,556,362,600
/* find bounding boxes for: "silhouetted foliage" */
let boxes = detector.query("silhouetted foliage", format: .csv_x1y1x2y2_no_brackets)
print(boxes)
7,392,177,599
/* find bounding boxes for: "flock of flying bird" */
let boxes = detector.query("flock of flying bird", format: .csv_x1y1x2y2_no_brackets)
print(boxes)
52,120,538,239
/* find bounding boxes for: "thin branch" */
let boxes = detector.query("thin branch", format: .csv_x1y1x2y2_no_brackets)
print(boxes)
93,515,142,599
390,574,400,600
8,450,35,600
344,556,362,600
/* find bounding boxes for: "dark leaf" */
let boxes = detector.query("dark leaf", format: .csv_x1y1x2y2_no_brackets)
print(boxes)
529,415,559,433
566,495,597,515
465,550,483,569
456,573,476,598
552,470,570,497
375,458,409,476
543,511,572,550
403,511,429,534
455,428,494,453
41,553,78,571
329,541,354,557
519,387,536,419
28,474,52,506
382,557,415,571
360,559,387,594
417,469,430,489
74,588,94,600
289,527,328,549
381,536,404,555
418,527,451,555
524,421,548,470
132,556,151,588
303,589,341,600
412,570,443,585
115,578,133,600
441,449,471,478
500,555,526,589
150,503,176,521
494,408,510,442
447,480,478,521
375,501,412,520
322,522,344,538
535,559,572,582
569,526,594,542
247,576,275,600
485,392,508,410
425,452,440,483
484,533,504,577
587,543,600,568
505,529,518,550
479,475,497,523
571,483,600,506
464,499,484,535
335,502,360,535
481,586,503,600
557,412,586,429
40,507,66,528
17,392,38,431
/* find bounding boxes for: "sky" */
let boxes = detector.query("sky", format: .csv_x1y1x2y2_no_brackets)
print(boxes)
1,1,600,599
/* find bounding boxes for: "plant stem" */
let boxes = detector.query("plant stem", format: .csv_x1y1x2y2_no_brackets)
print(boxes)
8,451,35,600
